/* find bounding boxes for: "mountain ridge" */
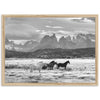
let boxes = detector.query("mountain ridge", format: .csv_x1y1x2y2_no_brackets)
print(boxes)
5,48,95,58
5,33,95,52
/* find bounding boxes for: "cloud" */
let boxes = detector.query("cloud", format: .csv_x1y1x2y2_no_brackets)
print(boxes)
5,17,95,41
86,18,95,22
45,25,63,29
57,17,95,23
5,24,42,40
70,18,95,23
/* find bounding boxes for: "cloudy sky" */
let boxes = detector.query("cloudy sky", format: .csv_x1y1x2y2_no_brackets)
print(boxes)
5,17,95,41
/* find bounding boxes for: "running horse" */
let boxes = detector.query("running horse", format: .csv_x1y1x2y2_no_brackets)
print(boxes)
57,60,70,70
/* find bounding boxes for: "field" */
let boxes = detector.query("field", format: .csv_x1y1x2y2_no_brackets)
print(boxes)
5,58,95,83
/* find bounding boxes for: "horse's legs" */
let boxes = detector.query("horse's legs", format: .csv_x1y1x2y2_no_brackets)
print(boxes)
39,69,41,73
51,66,53,70
57,66,59,69
50,67,52,70
65,66,66,70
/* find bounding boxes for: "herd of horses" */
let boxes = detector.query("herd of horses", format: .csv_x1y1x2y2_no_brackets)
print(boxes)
24,60,70,73
42,60,70,70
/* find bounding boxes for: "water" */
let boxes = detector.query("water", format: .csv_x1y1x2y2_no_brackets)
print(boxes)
5,58,95,83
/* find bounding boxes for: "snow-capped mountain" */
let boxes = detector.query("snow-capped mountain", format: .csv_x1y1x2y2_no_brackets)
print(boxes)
5,33,95,52
5,38,39,52
5,37,15,51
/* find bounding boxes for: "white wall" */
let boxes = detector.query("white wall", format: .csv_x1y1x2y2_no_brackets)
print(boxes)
0,0,99,100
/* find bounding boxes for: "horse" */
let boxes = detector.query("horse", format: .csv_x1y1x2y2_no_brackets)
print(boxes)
42,61,57,70
24,65,29,71
57,60,70,70
27,62,44,73
42,64,48,70
47,61,57,70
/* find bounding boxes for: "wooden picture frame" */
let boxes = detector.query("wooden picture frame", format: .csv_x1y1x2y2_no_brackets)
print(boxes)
2,14,98,86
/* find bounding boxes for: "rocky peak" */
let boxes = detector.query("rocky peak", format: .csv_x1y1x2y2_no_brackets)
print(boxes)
59,36,66,42
40,35,50,43
51,34,58,42
66,36,71,41
51,33,56,38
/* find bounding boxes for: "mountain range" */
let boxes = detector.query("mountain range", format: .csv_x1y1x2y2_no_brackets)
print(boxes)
5,33,95,52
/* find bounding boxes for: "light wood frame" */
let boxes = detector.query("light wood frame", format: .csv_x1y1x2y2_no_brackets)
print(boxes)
2,14,98,86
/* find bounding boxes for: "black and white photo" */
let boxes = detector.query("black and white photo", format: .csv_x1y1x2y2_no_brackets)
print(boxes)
2,15,98,85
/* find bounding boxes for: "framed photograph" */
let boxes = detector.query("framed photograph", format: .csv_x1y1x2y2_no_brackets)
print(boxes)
2,15,98,86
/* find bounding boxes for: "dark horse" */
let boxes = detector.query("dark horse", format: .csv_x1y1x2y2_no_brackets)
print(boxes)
48,61,57,70
57,60,70,70
42,61,57,70
42,64,48,70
